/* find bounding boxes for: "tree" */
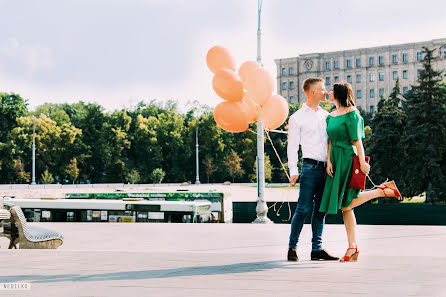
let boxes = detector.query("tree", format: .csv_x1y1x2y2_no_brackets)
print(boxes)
65,158,79,184
40,169,54,184
151,168,166,184
367,80,407,201
8,114,81,183
0,93,28,142
223,149,245,182
401,47,446,202
250,154,273,182
63,102,108,183
203,156,216,183
357,106,374,127
126,169,141,184
13,160,30,183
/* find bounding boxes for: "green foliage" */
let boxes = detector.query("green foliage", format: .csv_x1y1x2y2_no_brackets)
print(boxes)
223,149,245,183
65,158,79,184
13,160,30,183
40,169,54,184
401,47,446,202
0,93,28,142
250,154,273,183
151,168,166,184
367,80,407,201
126,169,141,184
0,63,443,197
367,47,446,203
203,156,216,183
357,106,374,127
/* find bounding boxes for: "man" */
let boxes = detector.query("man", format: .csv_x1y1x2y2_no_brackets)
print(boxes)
287,77,338,261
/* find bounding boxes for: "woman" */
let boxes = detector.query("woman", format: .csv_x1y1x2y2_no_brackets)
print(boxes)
320,81,402,262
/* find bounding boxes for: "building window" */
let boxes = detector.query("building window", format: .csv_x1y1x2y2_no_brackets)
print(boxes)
334,76,339,82
356,74,361,83
334,61,339,69
403,87,409,94
326,77,331,85
370,89,375,98
282,82,287,90
290,96,295,103
379,72,384,81
369,57,375,66
356,58,361,67
403,70,408,79
347,75,352,83
392,54,398,64
325,61,331,70
417,52,423,61
370,105,375,113
393,71,398,80
289,81,295,90
357,90,362,99
289,67,294,75
282,68,287,76
346,59,352,68
403,53,408,63
379,88,385,98
417,69,422,78
370,73,375,82
379,56,384,65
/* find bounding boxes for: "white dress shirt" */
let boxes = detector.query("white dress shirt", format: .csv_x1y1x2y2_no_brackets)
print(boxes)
287,104,329,176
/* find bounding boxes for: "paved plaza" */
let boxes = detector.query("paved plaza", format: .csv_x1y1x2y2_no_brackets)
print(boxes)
0,222,445,297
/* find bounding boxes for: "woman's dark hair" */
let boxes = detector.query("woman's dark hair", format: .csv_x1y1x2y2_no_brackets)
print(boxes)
333,81,355,107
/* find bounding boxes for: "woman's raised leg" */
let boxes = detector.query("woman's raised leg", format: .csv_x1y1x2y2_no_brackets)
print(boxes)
341,181,401,211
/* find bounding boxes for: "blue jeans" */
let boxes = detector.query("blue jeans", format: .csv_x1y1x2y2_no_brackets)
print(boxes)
288,161,327,251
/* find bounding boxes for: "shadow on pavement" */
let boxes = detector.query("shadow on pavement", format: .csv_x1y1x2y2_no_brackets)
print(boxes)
1,260,324,283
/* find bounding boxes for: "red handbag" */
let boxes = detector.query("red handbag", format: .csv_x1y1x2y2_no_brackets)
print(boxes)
348,155,370,190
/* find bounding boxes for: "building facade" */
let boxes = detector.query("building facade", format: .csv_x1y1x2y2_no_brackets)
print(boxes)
275,38,446,112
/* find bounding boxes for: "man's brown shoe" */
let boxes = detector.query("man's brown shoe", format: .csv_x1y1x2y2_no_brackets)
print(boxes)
287,248,298,261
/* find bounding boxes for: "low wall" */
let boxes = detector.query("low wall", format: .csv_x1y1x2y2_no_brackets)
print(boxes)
233,202,446,225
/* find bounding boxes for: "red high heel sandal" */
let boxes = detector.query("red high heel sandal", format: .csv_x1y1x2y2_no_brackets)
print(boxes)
379,180,402,200
340,247,359,262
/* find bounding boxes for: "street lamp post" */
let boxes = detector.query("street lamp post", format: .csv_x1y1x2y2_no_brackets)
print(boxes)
195,124,200,185
31,117,36,185
252,0,271,223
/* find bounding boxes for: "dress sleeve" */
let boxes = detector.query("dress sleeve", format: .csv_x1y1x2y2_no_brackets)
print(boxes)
326,115,331,126
346,110,364,141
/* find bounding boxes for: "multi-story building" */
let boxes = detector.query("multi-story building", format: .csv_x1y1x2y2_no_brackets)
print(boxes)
275,38,446,112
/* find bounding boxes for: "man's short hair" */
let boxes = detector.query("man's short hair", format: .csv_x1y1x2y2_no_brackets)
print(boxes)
303,78,324,92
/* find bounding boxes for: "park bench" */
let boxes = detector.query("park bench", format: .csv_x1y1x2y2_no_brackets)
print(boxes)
1,202,64,249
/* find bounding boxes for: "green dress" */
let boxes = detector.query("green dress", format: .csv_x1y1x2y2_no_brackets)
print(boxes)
320,110,365,215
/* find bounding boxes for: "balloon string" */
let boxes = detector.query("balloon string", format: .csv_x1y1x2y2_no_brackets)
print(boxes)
254,129,293,221
265,130,291,182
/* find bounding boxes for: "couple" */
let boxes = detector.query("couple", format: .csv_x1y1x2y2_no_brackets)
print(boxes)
287,78,401,262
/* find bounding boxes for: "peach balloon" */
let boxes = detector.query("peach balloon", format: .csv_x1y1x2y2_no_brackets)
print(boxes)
213,101,249,133
259,95,289,130
206,45,236,73
212,69,244,102
238,60,260,83
245,67,275,106
241,93,260,123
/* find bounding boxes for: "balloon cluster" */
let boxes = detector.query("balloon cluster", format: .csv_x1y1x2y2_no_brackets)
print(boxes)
206,46,289,133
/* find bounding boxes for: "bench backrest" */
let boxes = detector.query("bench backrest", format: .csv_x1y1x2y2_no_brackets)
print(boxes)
6,204,30,240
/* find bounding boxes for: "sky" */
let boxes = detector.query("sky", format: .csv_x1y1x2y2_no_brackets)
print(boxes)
0,0,445,112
